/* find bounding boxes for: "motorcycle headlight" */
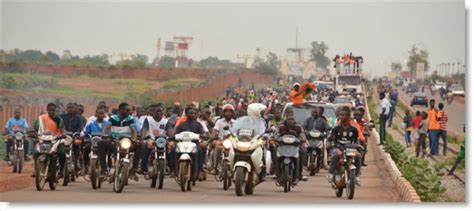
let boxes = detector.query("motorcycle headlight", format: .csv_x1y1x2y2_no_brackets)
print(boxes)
63,135,73,146
120,138,132,149
309,131,321,138
15,132,24,140
91,136,101,147
236,141,251,151
223,139,232,149
282,137,296,144
155,138,167,148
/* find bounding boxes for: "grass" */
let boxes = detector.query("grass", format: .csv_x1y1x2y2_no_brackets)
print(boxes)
161,78,204,90
444,155,465,173
0,136,5,159
2,72,200,100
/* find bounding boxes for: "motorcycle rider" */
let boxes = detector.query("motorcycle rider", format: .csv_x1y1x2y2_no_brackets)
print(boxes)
3,108,31,162
276,114,308,183
210,104,236,173
172,106,210,181
60,103,84,172
327,106,362,185
102,102,141,179
37,103,67,177
351,108,368,167
140,106,168,175
303,107,330,170
82,108,109,176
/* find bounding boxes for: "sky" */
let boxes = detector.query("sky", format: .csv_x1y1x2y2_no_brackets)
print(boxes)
1,0,466,77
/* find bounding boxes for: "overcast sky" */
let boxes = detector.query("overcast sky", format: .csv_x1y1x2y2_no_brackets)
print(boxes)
1,0,466,76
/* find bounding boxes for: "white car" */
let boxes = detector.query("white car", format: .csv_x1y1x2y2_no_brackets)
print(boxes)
449,84,465,96
432,82,447,91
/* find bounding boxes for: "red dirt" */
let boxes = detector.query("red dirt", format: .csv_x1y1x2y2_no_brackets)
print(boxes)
0,160,35,192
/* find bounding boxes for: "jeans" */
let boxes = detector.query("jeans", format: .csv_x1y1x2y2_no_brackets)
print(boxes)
448,156,464,175
56,144,67,174
5,138,30,159
388,108,395,127
416,133,427,158
98,140,116,171
440,130,448,156
379,114,388,144
141,146,153,172
329,148,361,176
429,130,440,155
405,131,412,145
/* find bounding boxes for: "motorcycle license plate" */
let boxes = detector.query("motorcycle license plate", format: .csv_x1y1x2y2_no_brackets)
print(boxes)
40,144,52,153
345,148,357,157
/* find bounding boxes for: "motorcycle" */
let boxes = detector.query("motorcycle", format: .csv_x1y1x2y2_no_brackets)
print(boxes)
7,131,26,173
228,128,268,196
306,130,325,176
447,91,454,104
86,132,105,189
331,143,361,200
110,136,134,193
275,134,301,193
174,131,200,192
63,131,80,186
34,133,62,191
144,136,167,189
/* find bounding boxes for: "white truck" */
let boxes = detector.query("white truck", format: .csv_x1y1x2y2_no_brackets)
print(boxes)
335,74,363,94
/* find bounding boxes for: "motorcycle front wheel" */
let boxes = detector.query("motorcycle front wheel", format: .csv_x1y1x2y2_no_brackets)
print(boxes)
158,159,165,189
63,159,70,186
234,166,246,196
150,161,158,188
309,153,316,176
179,162,189,192
35,158,47,191
17,150,24,174
346,169,356,200
113,163,128,193
283,163,291,193
222,163,231,190
48,158,59,190
90,158,99,189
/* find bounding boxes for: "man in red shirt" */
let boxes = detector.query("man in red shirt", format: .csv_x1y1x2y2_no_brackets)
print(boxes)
412,111,422,129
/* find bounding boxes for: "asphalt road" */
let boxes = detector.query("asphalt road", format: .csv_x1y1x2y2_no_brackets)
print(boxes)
397,88,465,135
1,135,401,203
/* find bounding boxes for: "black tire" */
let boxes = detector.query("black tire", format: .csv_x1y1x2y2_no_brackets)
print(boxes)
346,169,356,200
113,163,127,193
222,163,229,190
283,163,291,193
150,162,157,188
63,159,69,187
49,158,58,190
336,187,343,197
158,159,165,189
309,154,316,176
244,181,254,195
35,158,47,191
90,159,98,189
17,150,24,174
179,162,188,192
187,180,192,191
234,166,246,196
11,148,17,173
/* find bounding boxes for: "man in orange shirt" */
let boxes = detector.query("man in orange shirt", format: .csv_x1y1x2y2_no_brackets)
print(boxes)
289,83,305,105
427,99,440,156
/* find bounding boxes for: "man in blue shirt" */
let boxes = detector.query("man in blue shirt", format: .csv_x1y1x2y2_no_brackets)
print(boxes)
82,108,109,174
3,108,30,161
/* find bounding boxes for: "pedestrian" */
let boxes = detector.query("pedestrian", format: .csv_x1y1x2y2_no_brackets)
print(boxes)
416,112,428,158
387,90,397,127
448,125,465,175
427,99,440,156
437,103,449,156
403,109,413,147
378,92,391,145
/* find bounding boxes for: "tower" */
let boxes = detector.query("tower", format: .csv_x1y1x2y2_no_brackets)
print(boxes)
173,36,193,68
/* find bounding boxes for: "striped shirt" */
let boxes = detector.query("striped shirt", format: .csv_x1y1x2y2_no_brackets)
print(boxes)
437,110,448,131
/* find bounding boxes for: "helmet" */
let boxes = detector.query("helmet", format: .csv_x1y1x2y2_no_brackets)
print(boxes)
356,106,365,112
293,83,301,88
222,104,235,112
247,103,267,118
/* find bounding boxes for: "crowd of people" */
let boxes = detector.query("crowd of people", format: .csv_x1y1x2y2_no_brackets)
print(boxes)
0,79,408,193
333,53,364,75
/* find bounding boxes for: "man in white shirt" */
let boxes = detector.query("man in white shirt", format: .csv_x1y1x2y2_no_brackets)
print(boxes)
379,92,391,145
140,106,168,174
209,104,236,173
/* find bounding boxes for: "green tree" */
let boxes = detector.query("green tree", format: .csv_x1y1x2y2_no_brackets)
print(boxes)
159,56,176,69
391,62,402,71
310,41,330,69
254,52,279,74
407,45,429,72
